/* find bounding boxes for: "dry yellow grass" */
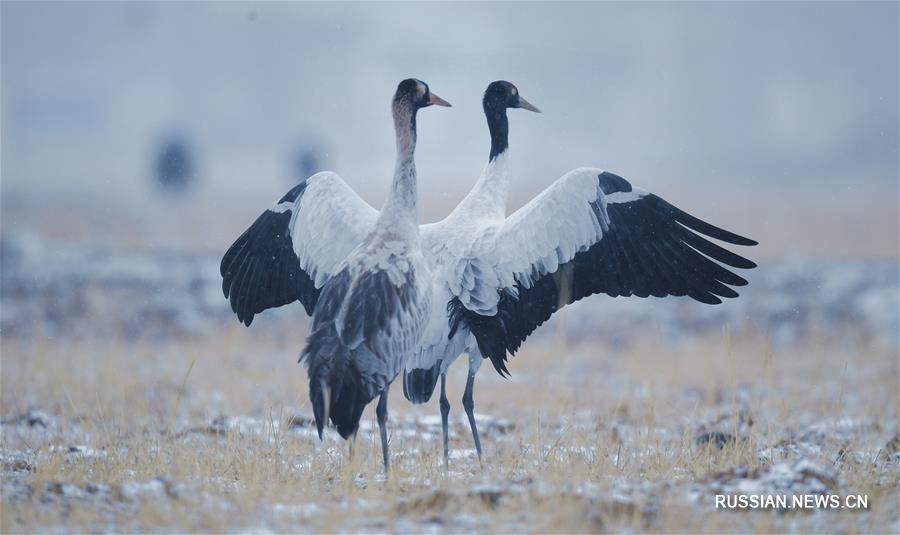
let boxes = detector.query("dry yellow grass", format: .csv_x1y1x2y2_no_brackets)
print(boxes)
1,322,898,533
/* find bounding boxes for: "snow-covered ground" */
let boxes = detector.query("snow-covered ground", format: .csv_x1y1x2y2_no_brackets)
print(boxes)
1,232,898,532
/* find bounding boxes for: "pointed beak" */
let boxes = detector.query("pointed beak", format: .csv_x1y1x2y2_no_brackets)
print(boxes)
427,92,452,107
517,96,541,113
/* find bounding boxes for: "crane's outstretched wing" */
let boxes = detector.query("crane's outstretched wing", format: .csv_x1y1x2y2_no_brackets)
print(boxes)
448,167,757,375
220,172,378,325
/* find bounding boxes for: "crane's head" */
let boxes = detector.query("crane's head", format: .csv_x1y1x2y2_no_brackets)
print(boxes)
393,78,452,110
483,81,541,114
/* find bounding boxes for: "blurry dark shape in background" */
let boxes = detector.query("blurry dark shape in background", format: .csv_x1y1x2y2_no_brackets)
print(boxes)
292,140,327,183
154,135,196,192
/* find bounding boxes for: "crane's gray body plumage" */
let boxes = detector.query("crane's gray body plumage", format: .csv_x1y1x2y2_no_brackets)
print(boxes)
302,230,430,439
222,79,449,470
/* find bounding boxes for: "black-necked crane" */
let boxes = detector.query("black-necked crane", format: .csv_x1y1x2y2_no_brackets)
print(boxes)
402,80,757,466
221,78,450,472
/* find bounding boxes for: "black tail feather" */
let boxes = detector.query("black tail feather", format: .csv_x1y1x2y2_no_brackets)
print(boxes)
301,325,378,440
448,297,510,377
327,370,371,439
310,378,327,440
402,361,442,404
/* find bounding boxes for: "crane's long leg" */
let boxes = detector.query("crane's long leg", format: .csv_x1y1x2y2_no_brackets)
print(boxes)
463,352,483,463
439,373,450,467
376,386,390,473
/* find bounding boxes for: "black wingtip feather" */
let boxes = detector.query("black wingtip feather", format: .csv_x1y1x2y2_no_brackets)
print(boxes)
690,291,722,305
219,195,321,326
678,228,757,270
654,195,757,247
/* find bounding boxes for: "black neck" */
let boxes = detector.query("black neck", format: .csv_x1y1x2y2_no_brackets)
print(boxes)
485,102,509,162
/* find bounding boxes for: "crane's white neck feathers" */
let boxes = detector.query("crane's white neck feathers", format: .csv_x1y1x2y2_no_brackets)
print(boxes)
454,150,510,221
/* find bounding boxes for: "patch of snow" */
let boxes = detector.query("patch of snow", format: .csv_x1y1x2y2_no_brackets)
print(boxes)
119,477,172,501
270,502,325,519
703,459,838,505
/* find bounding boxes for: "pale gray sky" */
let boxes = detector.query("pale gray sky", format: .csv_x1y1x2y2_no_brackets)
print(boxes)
2,2,897,254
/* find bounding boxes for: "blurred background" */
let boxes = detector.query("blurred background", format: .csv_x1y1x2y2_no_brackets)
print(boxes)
3,2,897,254
1,2,897,345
